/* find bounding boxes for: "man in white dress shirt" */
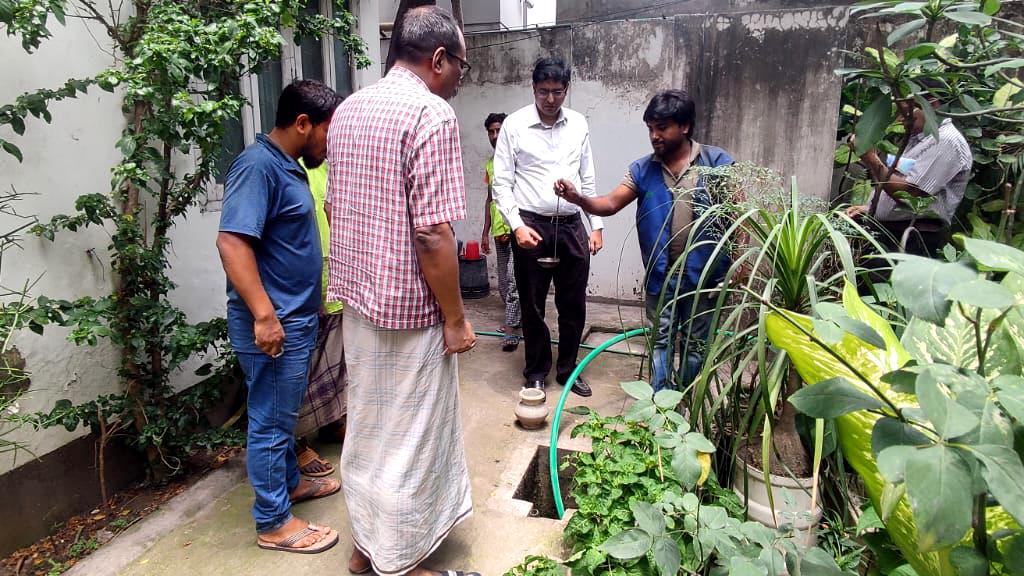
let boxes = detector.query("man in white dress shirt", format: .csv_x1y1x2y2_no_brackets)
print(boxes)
491,56,603,398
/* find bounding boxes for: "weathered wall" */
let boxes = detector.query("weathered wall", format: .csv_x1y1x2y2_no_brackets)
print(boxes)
557,0,853,22
453,7,848,300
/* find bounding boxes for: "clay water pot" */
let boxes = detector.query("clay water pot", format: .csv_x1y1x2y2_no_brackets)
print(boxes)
514,388,549,429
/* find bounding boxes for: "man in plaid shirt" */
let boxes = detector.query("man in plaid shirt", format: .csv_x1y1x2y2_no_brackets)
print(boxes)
325,6,478,576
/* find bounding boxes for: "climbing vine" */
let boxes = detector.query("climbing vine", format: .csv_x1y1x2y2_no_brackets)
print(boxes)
1,0,368,481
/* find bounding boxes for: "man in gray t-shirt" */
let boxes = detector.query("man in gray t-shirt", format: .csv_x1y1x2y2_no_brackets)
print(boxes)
847,87,972,257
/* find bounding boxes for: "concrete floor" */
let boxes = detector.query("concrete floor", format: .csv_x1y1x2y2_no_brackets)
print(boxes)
96,295,649,576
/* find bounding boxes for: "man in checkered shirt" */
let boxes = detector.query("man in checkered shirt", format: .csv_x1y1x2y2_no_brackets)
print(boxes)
324,6,479,576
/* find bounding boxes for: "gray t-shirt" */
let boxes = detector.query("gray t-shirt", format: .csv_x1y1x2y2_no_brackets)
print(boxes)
874,119,972,224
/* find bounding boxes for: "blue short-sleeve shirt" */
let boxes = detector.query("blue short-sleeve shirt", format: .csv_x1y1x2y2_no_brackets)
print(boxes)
219,134,321,354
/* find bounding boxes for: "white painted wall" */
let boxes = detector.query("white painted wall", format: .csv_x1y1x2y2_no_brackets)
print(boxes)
0,18,126,476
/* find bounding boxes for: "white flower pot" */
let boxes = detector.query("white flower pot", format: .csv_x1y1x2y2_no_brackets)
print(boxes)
731,461,822,548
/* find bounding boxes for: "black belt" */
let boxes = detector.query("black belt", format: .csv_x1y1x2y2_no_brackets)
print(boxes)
521,210,580,224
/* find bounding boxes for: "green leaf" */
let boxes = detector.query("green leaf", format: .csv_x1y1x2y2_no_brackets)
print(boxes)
904,445,973,551
903,42,938,60
963,237,1024,277
799,547,844,576
994,82,1021,108
887,18,926,45
878,445,917,483
947,278,1016,309
881,369,918,394
834,316,886,349
891,256,976,325
880,481,906,522
855,94,894,156
653,389,683,409
1,140,23,163
564,405,592,416
789,376,884,418
683,432,716,453
950,545,988,576
968,444,1024,525
729,557,765,576
994,375,1024,422
984,58,1024,77
598,528,651,560
913,93,940,139
916,368,980,438
651,536,680,576
671,446,702,489
944,10,991,26
981,0,1000,15
1003,534,1024,575
621,380,654,400
629,501,665,537
978,398,1014,447
889,565,920,576
856,505,885,534
625,398,658,422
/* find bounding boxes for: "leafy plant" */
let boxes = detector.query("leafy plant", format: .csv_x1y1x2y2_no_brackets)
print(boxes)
0,0,368,482
766,237,1024,575
503,555,565,576
836,0,1024,242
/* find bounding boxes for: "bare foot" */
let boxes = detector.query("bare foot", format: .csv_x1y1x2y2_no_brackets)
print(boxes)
349,547,372,573
258,517,334,550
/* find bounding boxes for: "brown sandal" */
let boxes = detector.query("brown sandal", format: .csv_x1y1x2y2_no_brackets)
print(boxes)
257,523,339,554
290,476,341,504
297,446,335,477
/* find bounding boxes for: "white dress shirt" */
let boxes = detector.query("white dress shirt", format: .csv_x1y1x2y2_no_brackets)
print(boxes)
491,104,604,232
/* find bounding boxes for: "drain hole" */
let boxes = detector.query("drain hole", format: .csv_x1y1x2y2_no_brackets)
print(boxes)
513,445,579,519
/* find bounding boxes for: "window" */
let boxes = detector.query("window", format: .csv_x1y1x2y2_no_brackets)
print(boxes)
204,0,355,212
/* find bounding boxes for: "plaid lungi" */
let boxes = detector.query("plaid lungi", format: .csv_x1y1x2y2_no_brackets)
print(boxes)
341,309,473,575
294,313,346,438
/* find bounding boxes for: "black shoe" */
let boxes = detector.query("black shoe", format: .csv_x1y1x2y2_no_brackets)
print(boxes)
525,379,546,391
560,375,592,398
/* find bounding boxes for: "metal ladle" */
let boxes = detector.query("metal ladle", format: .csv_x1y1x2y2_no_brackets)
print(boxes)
537,196,561,269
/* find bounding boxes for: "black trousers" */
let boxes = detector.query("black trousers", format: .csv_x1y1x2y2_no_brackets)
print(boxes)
860,218,949,285
511,211,590,383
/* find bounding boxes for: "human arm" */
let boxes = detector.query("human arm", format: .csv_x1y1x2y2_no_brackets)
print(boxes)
216,233,284,357
408,116,475,353
481,184,492,254
492,120,541,248
414,223,474,353
554,179,637,216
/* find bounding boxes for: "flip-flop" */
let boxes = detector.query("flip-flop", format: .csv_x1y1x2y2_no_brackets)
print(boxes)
501,334,520,352
257,523,339,554
297,446,335,477
438,571,482,576
290,476,341,504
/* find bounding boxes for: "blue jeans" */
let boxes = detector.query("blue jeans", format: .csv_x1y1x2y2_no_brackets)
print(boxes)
238,345,313,534
645,287,714,393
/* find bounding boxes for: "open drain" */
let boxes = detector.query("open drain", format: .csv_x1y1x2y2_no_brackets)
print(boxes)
513,445,579,519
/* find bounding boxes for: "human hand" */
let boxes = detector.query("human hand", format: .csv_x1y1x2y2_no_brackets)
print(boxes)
589,229,603,255
481,234,490,255
845,204,868,219
553,179,583,205
514,225,542,249
443,316,476,354
254,314,285,357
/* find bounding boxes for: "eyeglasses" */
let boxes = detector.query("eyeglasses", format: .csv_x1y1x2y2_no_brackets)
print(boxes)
535,88,567,99
446,51,472,77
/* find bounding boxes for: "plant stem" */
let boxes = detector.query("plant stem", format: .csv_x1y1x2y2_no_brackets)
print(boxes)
973,493,988,560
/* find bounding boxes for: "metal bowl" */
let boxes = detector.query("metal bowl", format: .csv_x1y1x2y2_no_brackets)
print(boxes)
537,257,560,269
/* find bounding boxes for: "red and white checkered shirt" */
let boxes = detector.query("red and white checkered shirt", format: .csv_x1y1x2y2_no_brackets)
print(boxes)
326,66,466,329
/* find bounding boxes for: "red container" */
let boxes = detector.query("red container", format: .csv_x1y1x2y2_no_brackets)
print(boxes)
464,240,481,260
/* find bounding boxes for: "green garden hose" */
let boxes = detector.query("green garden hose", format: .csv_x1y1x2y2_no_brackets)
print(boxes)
549,327,649,519
473,330,646,357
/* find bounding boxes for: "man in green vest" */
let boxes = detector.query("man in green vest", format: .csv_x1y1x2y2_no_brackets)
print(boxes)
480,112,521,351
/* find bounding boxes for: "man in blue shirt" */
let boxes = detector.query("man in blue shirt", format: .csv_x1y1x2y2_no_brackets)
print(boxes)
217,80,343,554
555,90,733,392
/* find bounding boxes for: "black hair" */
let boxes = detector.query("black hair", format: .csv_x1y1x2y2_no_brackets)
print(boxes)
532,56,571,86
484,112,507,128
643,90,696,136
274,80,343,128
393,5,462,63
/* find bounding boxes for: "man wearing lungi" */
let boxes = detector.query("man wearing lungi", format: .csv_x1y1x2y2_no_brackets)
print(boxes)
325,6,478,576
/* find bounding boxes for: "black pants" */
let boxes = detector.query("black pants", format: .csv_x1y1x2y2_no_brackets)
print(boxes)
861,218,948,284
511,211,590,383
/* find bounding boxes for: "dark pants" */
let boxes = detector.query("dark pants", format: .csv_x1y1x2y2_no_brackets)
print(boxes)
512,211,590,384
861,218,948,283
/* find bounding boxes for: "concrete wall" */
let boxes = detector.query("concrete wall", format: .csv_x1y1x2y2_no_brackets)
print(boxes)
557,0,853,22
452,7,848,301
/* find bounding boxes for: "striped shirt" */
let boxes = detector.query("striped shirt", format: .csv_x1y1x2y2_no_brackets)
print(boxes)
326,66,466,330
874,118,972,224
